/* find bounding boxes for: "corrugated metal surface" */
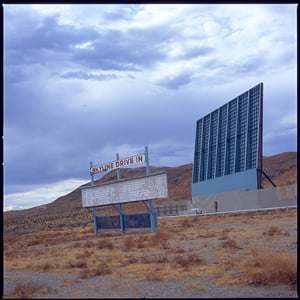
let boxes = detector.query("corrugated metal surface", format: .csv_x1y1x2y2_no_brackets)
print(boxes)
192,83,263,196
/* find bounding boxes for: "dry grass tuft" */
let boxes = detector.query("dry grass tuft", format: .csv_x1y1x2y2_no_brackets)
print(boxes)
246,252,297,287
97,239,113,249
181,218,194,227
185,282,205,291
140,254,157,264
263,226,289,237
197,229,216,238
40,262,51,272
3,208,297,293
124,236,135,250
170,247,186,254
26,239,40,247
121,254,139,266
144,265,164,281
4,282,51,298
148,231,170,248
173,253,205,269
219,228,230,240
66,260,88,269
76,250,93,259
222,239,239,249
93,263,113,276
84,240,96,248
79,262,112,279
128,254,139,264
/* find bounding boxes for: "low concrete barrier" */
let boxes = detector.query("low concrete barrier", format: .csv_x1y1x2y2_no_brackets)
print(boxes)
191,184,297,214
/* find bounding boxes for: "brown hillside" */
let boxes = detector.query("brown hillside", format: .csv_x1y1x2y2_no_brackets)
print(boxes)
3,152,297,232
261,152,297,188
42,151,299,212
5,165,193,216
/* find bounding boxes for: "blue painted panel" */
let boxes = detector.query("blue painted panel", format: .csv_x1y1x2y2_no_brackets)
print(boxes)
192,166,259,197
192,83,263,196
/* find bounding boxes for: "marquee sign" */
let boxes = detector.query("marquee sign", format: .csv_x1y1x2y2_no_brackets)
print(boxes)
90,154,146,175
84,146,166,234
82,171,168,208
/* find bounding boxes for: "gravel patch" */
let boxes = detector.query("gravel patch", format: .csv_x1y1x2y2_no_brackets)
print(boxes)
3,268,298,298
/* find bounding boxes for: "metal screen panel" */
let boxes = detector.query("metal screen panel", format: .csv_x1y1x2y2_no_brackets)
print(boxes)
96,215,121,230
124,212,157,229
95,212,157,231
192,83,263,194
82,171,168,207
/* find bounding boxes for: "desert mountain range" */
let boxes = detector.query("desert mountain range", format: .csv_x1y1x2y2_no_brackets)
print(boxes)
4,152,297,220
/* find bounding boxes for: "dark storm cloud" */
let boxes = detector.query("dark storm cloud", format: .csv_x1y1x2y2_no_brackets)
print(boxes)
60,71,120,80
4,74,179,186
5,13,98,58
4,92,194,186
71,26,171,71
5,7,172,82
3,4,297,211
5,139,92,186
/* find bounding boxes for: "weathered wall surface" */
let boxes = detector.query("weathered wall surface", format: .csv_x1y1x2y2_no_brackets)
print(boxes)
191,184,297,214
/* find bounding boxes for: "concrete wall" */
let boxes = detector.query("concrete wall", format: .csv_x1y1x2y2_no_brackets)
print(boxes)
191,184,297,214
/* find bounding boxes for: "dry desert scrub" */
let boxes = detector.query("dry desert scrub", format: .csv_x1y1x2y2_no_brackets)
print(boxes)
246,251,297,287
221,238,239,249
263,225,290,238
4,282,52,299
3,209,297,288
79,262,112,279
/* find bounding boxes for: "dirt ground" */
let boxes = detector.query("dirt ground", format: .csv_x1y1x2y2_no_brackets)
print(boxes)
3,209,298,298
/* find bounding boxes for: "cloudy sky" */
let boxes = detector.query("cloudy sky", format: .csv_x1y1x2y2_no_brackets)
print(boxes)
3,4,297,211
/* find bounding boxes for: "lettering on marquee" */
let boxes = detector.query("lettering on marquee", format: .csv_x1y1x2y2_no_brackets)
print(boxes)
90,154,146,175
